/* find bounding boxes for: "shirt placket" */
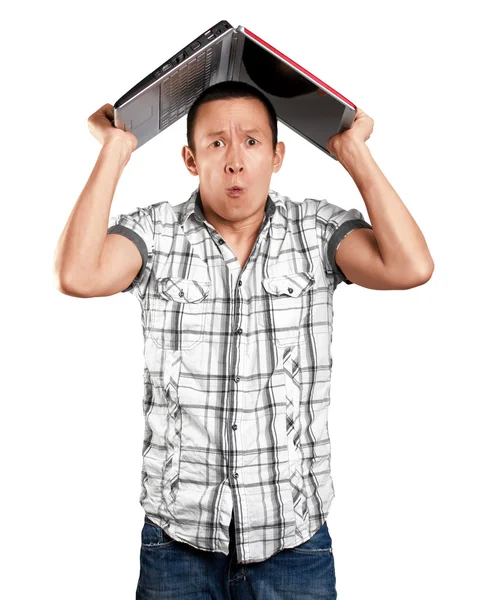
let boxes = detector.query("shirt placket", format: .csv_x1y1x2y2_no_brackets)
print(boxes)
204,216,271,558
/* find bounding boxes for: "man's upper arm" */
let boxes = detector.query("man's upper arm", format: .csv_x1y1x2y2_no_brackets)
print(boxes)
316,198,373,287
103,204,155,296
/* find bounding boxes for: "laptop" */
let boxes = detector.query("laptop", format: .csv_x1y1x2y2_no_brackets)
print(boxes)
113,20,357,160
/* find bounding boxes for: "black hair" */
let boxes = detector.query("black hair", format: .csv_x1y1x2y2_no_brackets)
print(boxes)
186,81,278,155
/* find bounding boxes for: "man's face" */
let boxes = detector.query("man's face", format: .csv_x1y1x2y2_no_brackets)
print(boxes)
182,97,285,226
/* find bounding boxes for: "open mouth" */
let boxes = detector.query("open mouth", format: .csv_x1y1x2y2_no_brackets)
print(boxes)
226,186,245,196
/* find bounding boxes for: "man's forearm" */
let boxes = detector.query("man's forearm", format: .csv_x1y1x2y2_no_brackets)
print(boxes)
334,139,434,278
53,138,133,291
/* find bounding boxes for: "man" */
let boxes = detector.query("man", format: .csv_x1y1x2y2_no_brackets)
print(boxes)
53,80,433,599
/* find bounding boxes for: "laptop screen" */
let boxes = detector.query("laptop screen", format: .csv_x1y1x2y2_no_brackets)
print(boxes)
237,36,347,152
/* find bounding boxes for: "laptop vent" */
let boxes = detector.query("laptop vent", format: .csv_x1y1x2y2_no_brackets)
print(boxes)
159,46,214,131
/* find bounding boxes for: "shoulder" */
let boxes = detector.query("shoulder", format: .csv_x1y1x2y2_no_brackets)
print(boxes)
148,199,184,224
269,189,323,220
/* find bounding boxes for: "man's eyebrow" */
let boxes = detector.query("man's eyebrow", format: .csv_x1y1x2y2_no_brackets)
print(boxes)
203,128,264,140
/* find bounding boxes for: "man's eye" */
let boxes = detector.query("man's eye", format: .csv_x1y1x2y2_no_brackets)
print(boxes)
211,138,258,147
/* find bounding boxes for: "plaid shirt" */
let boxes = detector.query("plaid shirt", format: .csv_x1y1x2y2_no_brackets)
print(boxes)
107,186,372,564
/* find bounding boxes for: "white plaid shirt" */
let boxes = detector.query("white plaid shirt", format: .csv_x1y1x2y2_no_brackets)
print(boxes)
107,186,372,564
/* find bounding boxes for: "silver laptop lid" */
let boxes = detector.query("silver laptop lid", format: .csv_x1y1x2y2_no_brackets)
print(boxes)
113,20,235,150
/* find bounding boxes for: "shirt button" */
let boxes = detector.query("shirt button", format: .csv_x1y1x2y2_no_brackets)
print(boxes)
233,472,239,479
232,424,238,430
237,328,243,335
218,239,225,245
234,376,240,383
288,287,293,294
179,290,184,297
238,280,242,286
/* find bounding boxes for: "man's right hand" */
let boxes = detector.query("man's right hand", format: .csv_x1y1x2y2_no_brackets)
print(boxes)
88,103,138,152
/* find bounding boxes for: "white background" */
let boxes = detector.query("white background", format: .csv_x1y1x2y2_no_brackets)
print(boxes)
2,1,489,598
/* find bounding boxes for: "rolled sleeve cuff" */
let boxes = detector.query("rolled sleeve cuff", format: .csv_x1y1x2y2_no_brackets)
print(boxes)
327,218,373,285
107,224,148,292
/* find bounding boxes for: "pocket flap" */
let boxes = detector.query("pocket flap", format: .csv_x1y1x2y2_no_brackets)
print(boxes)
157,277,211,303
261,271,315,297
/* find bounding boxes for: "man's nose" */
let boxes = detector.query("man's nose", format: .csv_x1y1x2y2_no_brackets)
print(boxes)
226,162,244,173
225,144,245,173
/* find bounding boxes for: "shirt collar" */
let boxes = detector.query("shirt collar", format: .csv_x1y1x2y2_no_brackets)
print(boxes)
179,186,286,226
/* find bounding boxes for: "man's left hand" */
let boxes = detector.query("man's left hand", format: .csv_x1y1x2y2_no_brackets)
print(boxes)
327,107,374,157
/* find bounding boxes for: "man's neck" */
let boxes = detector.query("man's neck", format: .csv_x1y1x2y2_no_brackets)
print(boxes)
204,210,264,249
198,193,266,248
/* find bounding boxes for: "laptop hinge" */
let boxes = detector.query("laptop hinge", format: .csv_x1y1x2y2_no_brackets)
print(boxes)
227,28,245,81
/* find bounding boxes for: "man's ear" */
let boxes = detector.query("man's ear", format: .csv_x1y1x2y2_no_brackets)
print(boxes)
182,145,199,176
273,141,285,173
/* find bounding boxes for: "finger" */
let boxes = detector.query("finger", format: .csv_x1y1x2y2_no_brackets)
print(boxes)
103,104,115,120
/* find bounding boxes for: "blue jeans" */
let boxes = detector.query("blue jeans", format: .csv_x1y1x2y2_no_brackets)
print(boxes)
136,514,337,599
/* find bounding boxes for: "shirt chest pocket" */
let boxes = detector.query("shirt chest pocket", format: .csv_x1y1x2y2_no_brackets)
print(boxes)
146,277,211,350
259,271,315,346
